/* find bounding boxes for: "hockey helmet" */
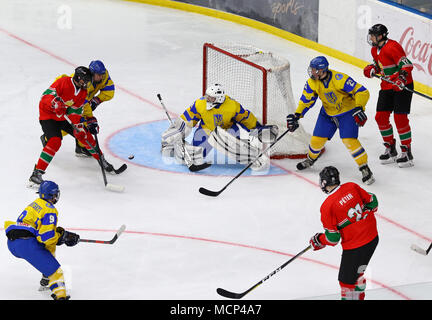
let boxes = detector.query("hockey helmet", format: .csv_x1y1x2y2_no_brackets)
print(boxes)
205,84,226,110
38,181,60,204
308,56,329,80
367,24,388,47
319,166,340,194
73,66,92,89
89,60,106,75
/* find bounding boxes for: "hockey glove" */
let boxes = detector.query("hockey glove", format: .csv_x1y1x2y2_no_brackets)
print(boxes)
310,233,326,251
73,123,87,141
86,116,99,134
363,64,378,78
251,124,279,143
56,227,80,247
286,113,300,132
52,96,67,118
352,107,367,127
90,97,102,111
387,71,407,91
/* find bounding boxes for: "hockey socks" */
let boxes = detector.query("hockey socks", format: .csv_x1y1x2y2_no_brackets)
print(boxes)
394,113,412,148
48,268,68,299
375,111,395,145
342,138,368,167
36,137,62,172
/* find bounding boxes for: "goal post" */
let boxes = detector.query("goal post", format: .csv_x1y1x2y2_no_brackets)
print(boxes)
203,42,310,159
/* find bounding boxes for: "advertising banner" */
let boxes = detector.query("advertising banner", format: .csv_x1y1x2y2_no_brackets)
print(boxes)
173,0,319,41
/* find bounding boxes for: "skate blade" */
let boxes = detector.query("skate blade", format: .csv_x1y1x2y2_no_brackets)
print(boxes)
27,181,40,189
380,157,397,165
38,286,50,292
397,160,414,168
363,176,376,185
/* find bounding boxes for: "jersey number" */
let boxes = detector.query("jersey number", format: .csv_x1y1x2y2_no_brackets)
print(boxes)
347,203,368,222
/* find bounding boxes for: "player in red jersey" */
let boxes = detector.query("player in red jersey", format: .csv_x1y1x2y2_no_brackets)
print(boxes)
363,24,414,167
309,166,379,300
29,66,115,187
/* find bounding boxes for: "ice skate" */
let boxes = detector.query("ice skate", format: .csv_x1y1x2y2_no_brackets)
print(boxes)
38,275,50,292
75,141,92,158
359,164,375,185
396,145,413,168
296,155,316,170
28,167,45,188
379,142,397,164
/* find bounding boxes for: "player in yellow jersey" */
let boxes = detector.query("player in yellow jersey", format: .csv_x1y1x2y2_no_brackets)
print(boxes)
4,181,80,300
161,84,278,171
74,60,115,156
287,56,375,184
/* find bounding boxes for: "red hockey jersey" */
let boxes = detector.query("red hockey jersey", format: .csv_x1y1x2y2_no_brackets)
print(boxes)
371,39,413,90
320,182,378,250
39,75,87,125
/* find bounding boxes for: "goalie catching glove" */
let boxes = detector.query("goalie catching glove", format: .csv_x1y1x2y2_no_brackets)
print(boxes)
250,124,279,144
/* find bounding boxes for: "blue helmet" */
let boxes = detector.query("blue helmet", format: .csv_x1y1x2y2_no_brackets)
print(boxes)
309,56,329,71
38,181,60,204
89,60,106,75
308,56,329,79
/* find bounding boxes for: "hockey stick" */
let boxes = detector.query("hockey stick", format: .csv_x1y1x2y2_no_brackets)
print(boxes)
374,74,432,101
63,115,125,193
199,128,291,197
94,133,127,175
410,242,432,256
157,93,212,172
79,225,126,245
217,245,311,299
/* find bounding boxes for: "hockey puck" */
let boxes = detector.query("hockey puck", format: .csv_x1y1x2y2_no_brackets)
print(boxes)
128,155,135,160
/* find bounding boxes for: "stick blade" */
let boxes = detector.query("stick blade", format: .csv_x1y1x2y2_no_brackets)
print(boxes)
105,183,125,193
216,288,243,299
199,187,222,197
188,162,212,172
117,224,127,237
113,164,127,174
411,244,428,256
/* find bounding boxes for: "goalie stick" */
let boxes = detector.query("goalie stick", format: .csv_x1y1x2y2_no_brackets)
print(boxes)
410,242,432,256
63,115,125,193
157,94,212,172
217,245,311,299
79,224,126,245
199,127,292,197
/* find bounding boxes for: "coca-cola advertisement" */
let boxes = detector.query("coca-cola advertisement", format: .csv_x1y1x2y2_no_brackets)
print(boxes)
355,0,432,89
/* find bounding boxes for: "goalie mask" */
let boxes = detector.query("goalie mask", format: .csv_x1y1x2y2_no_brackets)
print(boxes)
205,84,226,110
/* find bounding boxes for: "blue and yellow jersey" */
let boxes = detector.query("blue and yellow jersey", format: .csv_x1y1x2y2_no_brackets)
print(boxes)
4,198,61,254
82,70,115,118
67,71,115,118
180,95,259,135
296,70,370,117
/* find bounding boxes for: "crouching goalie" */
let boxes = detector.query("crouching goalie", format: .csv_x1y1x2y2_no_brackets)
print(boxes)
161,84,278,171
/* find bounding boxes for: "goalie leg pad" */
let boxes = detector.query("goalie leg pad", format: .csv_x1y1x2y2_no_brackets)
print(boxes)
208,127,269,171
161,118,191,145
173,141,205,165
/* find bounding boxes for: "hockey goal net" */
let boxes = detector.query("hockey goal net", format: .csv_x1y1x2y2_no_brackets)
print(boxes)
203,43,310,159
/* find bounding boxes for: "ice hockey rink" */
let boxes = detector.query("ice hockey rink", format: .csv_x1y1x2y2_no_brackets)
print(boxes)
1,0,432,302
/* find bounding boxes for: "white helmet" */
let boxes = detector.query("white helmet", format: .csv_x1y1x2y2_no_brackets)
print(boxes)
205,84,225,110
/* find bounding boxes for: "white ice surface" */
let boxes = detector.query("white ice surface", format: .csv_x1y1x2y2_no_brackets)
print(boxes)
1,0,432,300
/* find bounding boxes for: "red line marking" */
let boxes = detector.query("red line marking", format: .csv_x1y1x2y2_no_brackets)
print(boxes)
0,27,419,299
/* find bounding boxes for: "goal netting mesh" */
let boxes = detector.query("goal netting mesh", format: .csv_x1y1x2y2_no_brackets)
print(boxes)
203,43,310,159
